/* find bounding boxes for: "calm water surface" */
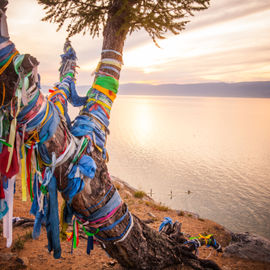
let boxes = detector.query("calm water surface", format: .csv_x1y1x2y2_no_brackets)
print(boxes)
105,95,270,239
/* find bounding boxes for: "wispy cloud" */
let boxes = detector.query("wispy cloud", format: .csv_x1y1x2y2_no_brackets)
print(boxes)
187,0,270,31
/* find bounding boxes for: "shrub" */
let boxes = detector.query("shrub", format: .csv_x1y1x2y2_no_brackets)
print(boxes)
11,231,32,252
178,211,185,216
134,191,146,199
12,237,25,252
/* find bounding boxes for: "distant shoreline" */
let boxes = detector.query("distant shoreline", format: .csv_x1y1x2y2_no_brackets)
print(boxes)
42,80,270,99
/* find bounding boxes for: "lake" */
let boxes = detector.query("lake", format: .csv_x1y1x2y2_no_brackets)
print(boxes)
104,95,270,239
69,94,270,239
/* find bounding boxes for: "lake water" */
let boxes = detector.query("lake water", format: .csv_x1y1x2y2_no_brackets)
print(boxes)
104,95,270,239
70,95,270,239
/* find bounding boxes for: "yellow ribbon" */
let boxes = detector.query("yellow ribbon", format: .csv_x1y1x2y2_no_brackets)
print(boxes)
101,59,122,69
87,98,112,111
92,84,116,102
94,61,102,74
0,50,19,75
20,145,27,201
60,201,69,241
54,101,64,115
1,82,5,106
198,234,212,245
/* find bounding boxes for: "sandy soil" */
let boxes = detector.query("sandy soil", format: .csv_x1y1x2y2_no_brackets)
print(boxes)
0,176,269,270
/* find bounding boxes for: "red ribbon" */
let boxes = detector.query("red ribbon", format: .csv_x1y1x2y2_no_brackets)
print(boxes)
0,179,5,199
0,143,19,178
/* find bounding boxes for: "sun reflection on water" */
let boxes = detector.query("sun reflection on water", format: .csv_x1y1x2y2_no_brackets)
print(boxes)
131,101,153,145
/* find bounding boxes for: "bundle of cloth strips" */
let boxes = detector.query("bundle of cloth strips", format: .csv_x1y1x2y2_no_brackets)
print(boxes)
0,7,133,258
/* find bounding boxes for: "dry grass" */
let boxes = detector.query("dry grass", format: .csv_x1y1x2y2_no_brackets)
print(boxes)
145,201,170,212
178,211,185,216
115,183,121,190
134,190,146,199
11,231,32,252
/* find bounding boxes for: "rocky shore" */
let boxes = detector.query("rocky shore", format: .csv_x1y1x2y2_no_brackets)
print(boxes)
0,176,269,269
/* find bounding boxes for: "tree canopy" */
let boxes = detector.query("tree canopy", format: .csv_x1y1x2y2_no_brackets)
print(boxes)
38,0,210,44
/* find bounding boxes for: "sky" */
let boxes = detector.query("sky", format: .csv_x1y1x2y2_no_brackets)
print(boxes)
6,0,270,86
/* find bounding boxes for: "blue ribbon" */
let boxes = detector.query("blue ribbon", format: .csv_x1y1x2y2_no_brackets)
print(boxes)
99,206,128,232
159,217,173,232
30,173,45,239
62,176,84,204
62,155,96,203
87,236,93,255
88,190,121,221
0,200,8,220
71,115,107,151
0,43,15,60
57,77,87,107
76,155,96,179
45,174,61,259
95,213,132,242
81,185,113,212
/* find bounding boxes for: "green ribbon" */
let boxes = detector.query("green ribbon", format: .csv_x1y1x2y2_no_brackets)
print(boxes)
82,226,99,237
0,53,15,67
95,76,119,94
72,137,89,164
40,184,48,195
77,220,100,237
60,72,74,82
0,139,12,147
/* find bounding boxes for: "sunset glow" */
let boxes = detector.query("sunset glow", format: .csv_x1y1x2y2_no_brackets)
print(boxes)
6,0,270,86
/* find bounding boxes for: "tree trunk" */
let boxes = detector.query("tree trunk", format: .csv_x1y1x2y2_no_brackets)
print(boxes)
0,2,221,269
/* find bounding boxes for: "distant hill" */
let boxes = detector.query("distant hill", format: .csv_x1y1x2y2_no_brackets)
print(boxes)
42,81,270,98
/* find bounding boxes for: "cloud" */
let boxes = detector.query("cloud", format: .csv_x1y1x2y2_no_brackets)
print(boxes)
5,0,270,85
186,0,270,32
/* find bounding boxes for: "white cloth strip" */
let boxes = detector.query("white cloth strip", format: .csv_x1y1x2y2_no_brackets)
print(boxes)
55,135,77,167
3,176,15,248
100,58,122,68
114,214,134,244
0,40,11,50
102,49,122,57
66,136,84,175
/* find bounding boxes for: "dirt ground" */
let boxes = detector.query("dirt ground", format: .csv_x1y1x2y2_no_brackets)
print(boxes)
0,176,269,270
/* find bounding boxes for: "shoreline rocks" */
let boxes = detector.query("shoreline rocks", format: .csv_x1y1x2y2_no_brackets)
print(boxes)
224,232,270,263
